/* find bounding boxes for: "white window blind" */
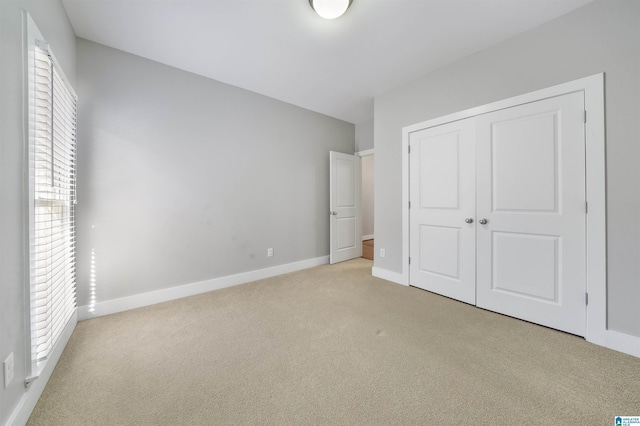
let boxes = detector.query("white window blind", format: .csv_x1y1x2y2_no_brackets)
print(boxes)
29,42,78,364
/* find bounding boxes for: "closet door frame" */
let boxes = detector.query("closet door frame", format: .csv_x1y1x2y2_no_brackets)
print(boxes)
401,73,605,346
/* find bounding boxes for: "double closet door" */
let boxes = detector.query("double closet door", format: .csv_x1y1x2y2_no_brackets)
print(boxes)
409,92,587,336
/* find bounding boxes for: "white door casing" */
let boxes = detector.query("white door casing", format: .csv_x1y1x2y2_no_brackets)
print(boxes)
330,151,362,264
475,92,586,336
409,119,476,304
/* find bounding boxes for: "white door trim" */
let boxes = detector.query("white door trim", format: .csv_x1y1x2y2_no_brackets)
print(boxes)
356,148,375,157
401,73,606,347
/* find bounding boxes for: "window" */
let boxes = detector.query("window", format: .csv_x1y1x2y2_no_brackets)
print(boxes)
27,30,78,371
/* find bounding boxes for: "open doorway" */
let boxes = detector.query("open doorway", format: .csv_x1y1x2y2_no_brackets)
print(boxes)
360,151,374,260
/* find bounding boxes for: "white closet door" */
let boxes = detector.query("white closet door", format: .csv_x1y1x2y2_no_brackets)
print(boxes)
409,119,476,305
475,92,586,336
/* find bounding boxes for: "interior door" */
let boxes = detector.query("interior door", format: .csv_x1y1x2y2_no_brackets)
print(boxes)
475,92,586,336
330,151,362,264
409,119,476,304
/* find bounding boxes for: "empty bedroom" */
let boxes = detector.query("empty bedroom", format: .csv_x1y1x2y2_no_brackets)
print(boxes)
1,0,639,424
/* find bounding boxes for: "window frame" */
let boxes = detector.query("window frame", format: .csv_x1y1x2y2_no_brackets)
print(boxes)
24,12,78,381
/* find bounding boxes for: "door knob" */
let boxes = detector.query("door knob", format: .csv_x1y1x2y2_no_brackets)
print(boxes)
465,218,474,224
479,218,488,225
330,211,338,216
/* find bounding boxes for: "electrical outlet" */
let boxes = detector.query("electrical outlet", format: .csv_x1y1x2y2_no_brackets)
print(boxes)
380,248,385,258
267,247,274,257
4,352,14,388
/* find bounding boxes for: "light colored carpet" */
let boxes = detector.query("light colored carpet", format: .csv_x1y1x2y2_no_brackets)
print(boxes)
28,258,640,425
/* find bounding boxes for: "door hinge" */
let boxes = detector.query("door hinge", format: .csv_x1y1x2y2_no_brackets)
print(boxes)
409,201,411,209
583,110,587,123
408,145,411,154
585,292,589,305
408,257,411,265
585,201,588,214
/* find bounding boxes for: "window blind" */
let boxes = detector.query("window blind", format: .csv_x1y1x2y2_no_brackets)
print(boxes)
30,43,77,364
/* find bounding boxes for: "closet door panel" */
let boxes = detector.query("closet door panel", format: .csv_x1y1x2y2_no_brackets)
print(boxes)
476,92,587,336
409,119,476,305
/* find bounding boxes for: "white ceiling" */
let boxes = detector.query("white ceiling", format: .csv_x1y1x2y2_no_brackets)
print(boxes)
61,0,594,124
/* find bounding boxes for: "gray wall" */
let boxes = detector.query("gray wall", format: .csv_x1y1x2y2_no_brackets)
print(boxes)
361,155,374,238
355,118,374,152
75,39,354,306
374,0,640,337
0,0,76,422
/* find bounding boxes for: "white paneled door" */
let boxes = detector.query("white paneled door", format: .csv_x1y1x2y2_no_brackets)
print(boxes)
476,92,586,336
330,151,362,264
409,119,476,304
409,92,587,336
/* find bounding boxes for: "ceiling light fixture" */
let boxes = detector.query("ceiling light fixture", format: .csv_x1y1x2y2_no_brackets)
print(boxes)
309,0,353,19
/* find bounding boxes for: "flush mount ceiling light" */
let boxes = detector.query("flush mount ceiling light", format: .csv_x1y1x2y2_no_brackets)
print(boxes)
309,0,353,19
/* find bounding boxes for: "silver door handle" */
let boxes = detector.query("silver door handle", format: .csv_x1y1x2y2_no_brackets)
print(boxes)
479,218,488,225
465,218,474,224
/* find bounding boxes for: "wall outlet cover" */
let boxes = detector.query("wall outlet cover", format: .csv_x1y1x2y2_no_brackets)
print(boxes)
4,352,14,388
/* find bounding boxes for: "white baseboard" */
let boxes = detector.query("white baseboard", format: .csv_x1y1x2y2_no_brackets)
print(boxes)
372,266,408,286
7,313,77,426
78,256,329,321
362,234,374,241
602,330,640,358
